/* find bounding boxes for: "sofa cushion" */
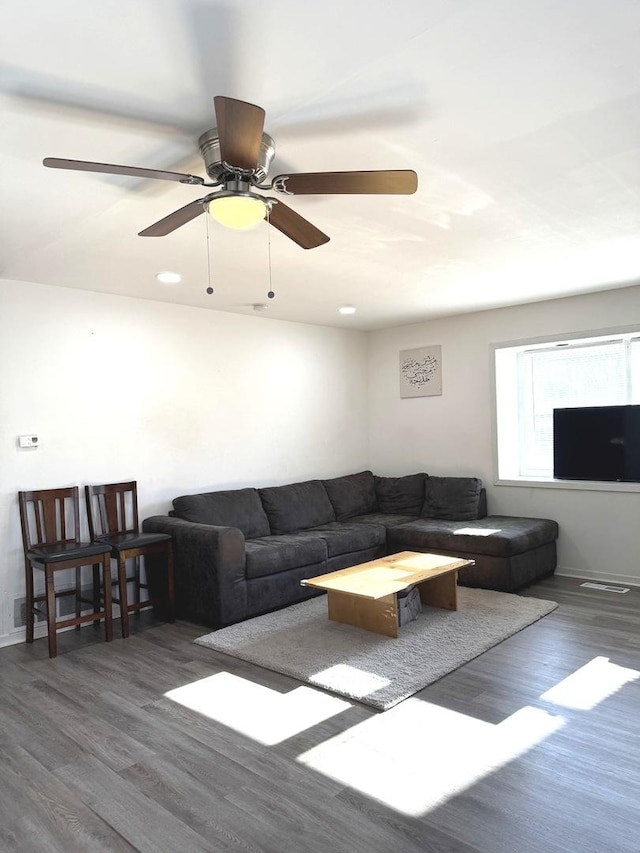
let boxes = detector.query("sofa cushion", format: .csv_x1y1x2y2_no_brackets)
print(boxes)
258,480,335,535
245,533,328,580
309,521,387,557
172,488,270,538
375,473,426,515
422,476,482,520
388,516,559,558
322,471,378,520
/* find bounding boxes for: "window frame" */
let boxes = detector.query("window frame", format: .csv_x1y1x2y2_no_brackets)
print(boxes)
491,324,640,493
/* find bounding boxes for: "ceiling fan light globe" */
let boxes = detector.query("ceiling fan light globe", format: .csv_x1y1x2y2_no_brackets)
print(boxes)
206,195,267,230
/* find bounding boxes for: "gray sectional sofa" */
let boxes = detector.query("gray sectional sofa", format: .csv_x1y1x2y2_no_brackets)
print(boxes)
143,471,558,629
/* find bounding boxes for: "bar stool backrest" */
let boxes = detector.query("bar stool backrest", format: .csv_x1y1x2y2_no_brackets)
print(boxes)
19,486,82,551
86,481,139,540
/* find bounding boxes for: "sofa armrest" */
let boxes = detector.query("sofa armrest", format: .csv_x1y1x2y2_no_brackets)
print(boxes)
143,515,247,628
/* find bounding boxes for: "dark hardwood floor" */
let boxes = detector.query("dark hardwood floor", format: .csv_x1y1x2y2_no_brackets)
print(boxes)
1,575,639,852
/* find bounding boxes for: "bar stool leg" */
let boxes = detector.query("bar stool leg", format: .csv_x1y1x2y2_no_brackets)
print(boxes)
103,554,113,643
92,563,101,626
24,560,35,644
75,566,82,630
117,554,130,639
45,568,57,659
133,555,141,616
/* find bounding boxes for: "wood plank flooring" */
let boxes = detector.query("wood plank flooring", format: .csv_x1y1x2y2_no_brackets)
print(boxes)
1,575,639,852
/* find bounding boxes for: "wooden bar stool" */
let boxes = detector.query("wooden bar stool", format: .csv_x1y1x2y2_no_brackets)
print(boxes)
85,481,174,638
18,486,113,658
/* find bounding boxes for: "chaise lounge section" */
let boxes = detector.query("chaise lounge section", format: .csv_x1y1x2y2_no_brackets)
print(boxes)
143,471,558,629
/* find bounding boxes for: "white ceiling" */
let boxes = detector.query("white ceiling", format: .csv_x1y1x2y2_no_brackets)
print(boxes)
2,0,640,331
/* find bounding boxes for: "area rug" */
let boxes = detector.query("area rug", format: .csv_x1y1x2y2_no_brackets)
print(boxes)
194,588,557,711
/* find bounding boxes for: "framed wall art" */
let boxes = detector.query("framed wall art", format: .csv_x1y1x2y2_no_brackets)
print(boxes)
399,345,442,397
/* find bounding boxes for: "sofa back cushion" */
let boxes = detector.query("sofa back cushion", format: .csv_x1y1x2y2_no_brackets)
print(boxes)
259,480,335,534
322,470,378,521
172,488,270,538
375,473,426,515
421,476,482,520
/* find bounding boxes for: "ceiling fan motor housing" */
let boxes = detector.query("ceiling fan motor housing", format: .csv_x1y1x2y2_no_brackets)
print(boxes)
198,129,275,182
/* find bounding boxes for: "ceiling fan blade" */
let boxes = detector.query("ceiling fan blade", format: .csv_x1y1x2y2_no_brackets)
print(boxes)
43,157,204,185
138,199,206,237
214,96,265,171
3,66,198,134
273,169,418,195
268,200,330,250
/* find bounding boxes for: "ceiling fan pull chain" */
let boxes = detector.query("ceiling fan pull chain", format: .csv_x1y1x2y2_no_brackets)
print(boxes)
267,204,275,299
205,213,214,295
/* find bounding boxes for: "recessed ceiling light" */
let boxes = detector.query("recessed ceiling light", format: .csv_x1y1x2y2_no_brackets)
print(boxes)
156,271,182,284
338,305,357,315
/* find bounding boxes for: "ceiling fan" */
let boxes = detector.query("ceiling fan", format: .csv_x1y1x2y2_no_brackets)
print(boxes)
43,95,418,250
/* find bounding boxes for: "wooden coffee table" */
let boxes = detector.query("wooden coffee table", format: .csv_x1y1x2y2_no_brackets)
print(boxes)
301,550,474,638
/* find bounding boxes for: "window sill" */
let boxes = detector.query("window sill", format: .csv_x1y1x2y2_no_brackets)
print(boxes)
495,477,640,493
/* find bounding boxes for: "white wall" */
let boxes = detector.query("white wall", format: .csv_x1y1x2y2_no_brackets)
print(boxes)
0,278,369,644
5,278,640,648
368,285,640,586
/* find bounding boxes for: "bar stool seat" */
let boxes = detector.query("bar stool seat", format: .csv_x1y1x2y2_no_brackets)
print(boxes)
97,531,171,551
28,541,112,562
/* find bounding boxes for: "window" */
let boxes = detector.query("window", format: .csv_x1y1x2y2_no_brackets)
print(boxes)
494,330,640,481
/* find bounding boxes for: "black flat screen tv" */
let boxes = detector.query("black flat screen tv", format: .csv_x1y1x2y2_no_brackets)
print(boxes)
553,404,640,482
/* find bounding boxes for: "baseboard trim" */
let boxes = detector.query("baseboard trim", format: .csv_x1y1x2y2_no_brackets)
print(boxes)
1,623,55,648
1,631,30,649
1,603,150,650
555,566,640,588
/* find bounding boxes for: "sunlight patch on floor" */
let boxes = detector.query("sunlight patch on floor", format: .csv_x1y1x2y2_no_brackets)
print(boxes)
311,663,390,698
540,656,640,710
165,656,638,816
165,671,351,745
297,697,565,816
